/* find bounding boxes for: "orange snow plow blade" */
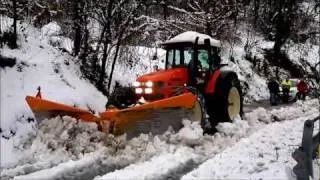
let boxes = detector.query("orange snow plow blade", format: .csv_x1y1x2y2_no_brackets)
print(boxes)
26,92,198,137
99,92,197,135
25,96,98,122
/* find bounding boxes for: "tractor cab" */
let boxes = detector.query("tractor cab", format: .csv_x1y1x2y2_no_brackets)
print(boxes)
163,31,221,72
163,32,221,89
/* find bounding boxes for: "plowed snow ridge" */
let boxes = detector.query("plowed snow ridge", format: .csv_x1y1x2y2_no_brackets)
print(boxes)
1,99,319,180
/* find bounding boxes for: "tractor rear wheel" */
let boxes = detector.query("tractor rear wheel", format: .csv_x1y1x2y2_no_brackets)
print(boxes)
213,73,243,123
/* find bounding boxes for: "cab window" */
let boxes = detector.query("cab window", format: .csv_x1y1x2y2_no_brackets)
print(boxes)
184,48,193,66
166,48,211,70
198,49,209,70
166,49,181,68
167,50,174,68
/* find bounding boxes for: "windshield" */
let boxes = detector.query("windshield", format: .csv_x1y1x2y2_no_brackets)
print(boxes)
166,48,210,70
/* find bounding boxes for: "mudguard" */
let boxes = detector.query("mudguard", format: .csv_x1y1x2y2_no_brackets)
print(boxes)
205,69,222,94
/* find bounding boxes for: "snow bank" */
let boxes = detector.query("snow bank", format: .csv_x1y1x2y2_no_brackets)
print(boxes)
0,21,107,168
1,116,107,177
182,99,320,180
3,99,319,179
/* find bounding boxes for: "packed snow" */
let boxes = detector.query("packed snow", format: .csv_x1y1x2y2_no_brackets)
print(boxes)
183,100,320,180
2,99,318,180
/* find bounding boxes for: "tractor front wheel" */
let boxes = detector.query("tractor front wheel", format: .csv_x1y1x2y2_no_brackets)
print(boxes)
185,89,215,134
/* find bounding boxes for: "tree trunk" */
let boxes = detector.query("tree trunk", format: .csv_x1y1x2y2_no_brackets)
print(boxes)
73,0,82,56
12,0,17,48
107,34,123,95
97,1,114,93
253,0,260,28
98,40,109,92
13,0,17,35
80,25,89,65
162,3,167,20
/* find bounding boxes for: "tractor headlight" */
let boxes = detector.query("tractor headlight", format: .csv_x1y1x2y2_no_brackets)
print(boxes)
145,88,153,94
133,81,141,87
145,81,153,87
135,88,143,94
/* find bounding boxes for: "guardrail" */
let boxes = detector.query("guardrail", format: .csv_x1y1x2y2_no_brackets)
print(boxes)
292,116,320,180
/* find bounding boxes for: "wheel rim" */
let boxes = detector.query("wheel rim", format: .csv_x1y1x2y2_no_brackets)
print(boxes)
189,99,203,122
228,87,240,121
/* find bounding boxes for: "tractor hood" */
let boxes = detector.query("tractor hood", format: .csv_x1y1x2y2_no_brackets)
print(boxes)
136,67,188,84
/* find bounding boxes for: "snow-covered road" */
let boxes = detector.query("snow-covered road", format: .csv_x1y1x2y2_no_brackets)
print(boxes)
1,17,319,180
1,99,318,180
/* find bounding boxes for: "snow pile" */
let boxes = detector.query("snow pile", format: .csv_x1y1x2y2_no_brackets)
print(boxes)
1,116,108,178
182,99,320,180
171,119,204,146
74,99,318,180
245,107,270,123
0,19,107,168
216,117,250,138
24,116,105,157
270,100,319,121
3,99,319,179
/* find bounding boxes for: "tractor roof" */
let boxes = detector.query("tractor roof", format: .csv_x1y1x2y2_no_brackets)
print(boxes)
162,31,221,47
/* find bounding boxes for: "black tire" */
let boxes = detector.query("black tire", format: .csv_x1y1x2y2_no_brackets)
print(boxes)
193,91,212,133
106,87,136,109
210,72,243,125
175,87,213,134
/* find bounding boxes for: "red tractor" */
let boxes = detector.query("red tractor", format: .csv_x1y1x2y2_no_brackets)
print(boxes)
107,31,243,133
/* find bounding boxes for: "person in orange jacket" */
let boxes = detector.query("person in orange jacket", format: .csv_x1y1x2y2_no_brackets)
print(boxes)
297,79,308,100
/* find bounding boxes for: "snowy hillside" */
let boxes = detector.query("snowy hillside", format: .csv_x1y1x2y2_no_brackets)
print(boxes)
0,20,108,167
1,18,319,180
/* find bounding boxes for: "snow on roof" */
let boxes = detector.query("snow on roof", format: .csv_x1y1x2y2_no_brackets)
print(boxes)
163,31,221,47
